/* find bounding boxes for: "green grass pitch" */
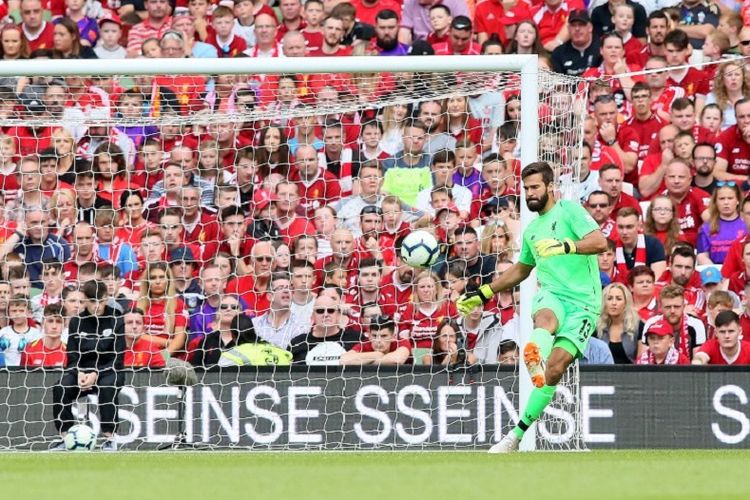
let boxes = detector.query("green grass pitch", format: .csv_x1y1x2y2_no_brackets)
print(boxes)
2,450,748,499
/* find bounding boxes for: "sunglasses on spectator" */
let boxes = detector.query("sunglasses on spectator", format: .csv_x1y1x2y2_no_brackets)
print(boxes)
220,303,239,310
588,203,609,208
315,307,338,314
253,256,273,262
741,40,750,46
716,181,737,187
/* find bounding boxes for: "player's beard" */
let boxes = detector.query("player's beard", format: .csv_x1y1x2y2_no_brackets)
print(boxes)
526,191,549,212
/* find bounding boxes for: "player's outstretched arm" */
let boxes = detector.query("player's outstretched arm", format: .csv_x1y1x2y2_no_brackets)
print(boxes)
535,229,608,258
456,262,533,316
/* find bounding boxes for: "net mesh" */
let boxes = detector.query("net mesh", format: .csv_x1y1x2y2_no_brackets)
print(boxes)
0,65,588,451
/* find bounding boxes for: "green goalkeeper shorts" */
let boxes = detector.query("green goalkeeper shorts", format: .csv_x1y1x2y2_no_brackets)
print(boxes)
531,290,598,360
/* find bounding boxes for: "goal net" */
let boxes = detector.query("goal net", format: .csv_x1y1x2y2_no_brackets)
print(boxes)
0,56,588,451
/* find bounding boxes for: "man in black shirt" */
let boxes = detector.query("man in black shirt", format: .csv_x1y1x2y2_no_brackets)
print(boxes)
289,294,362,365
551,10,602,77
51,281,125,451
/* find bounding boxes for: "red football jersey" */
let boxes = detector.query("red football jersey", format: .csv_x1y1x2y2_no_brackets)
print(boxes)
397,302,458,349
226,275,271,316
697,338,750,365
20,339,66,368
667,67,710,99
621,114,666,162
144,298,188,339
717,125,750,176
289,167,342,218
661,187,710,246
379,271,413,320
721,234,750,279
124,338,167,367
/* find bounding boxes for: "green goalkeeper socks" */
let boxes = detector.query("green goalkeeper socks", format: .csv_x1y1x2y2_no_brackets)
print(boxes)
530,328,554,360
512,384,556,439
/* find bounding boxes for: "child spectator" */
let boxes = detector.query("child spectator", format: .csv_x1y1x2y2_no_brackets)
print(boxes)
65,0,99,48
21,302,67,368
697,182,744,265
94,11,125,59
636,318,690,365
31,259,65,323
141,37,161,58
426,4,451,46
207,5,248,58
0,295,43,366
612,3,643,67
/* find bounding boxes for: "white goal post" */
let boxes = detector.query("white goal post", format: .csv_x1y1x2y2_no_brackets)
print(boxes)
0,55,590,451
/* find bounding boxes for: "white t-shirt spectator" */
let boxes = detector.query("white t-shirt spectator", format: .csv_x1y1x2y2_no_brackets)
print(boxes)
0,326,43,367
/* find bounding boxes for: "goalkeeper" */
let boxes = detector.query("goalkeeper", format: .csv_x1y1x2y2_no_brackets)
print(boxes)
457,161,607,453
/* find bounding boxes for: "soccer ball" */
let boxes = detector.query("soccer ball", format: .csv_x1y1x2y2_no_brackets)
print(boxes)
64,424,96,452
401,230,440,269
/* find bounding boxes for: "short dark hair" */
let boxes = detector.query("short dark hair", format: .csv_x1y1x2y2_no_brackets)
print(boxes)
692,142,716,159
43,302,64,318
671,97,695,113
627,265,655,285
521,161,554,185
375,9,398,22
82,280,108,301
648,9,669,24
631,81,651,96
715,310,741,329
221,205,244,221
369,314,395,333
664,29,690,51
670,244,696,266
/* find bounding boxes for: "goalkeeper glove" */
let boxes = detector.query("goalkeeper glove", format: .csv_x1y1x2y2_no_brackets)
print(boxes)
456,284,495,316
534,238,576,258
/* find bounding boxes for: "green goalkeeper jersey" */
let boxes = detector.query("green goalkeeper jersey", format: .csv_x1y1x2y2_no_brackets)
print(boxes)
518,199,602,311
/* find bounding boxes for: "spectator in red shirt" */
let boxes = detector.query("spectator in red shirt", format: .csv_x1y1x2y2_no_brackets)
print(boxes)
628,265,659,322
693,310,750,365
621,82,666,166
310,16,351,57
662,158,710,246
716,98,750,182
432,15,481,55
426,3,452,46
207,6,248,57
639,125,678,200
636,317,690,365
289,144,341,218
136,260,188,356
592,94,639,179
19,0,55,52
21,302,67,368
275,180,316,246
341,314,411,365
634,10,669,67
586,191,618,240
654,244,706,318
277,0,305,41
533,0,585,52
122,306,166,368
398,270,458,349
664,29,709,105
353,0,401,26
598,163,641,217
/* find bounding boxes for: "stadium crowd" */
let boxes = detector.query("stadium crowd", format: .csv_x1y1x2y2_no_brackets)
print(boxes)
0,0,749,370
